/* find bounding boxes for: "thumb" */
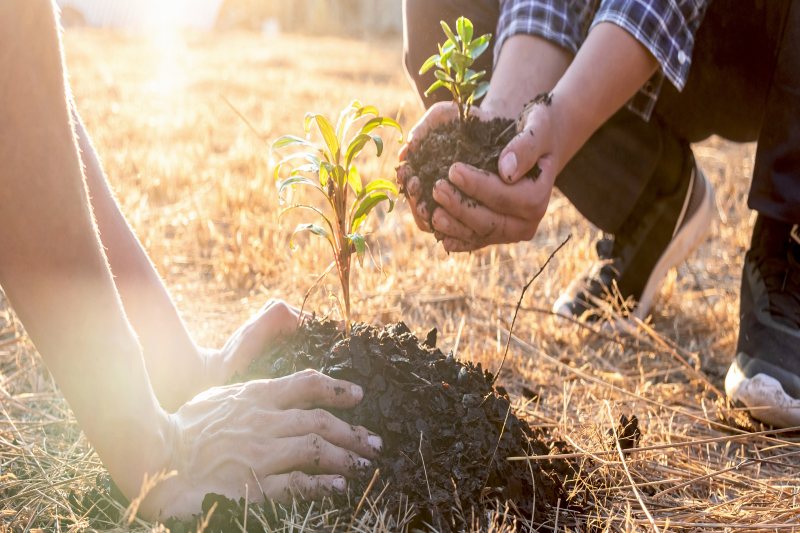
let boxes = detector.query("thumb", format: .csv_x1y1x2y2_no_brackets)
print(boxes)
497,127,545,184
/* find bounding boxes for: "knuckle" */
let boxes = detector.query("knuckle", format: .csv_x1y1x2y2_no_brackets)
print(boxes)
305,433,323,459
311,408,330,431
288,471,305,494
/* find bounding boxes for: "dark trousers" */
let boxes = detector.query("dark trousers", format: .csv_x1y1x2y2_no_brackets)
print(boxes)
403,0,800,230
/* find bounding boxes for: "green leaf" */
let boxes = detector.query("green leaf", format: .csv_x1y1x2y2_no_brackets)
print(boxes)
347,165,363,195
320,161,335,189
351,191,393,233
332,165,347,188
468,34,491,58
273,152,321,180
345,133,371,168
289,163,319,177
434,70,454,83
290,223,334,251
304,113,340,161
278,175,327,197
440,21,457,45
419,54,440,75
360,117,403,139
465,69,486,83
348,233,367,263
279,204,334,236
345,134,384,168
272,135,316,151
450,51,472,72
471,81,490,102
424,79,447,97
354,104,380,119
456,17,473,45
364,178,398,196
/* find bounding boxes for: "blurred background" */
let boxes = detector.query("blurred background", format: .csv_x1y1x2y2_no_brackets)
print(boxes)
56,0,403,36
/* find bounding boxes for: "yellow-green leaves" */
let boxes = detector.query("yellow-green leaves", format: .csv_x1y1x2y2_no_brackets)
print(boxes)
419,16,492,122
270,101,403,332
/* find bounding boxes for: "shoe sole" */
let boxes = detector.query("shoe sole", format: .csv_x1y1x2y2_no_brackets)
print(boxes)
553,166,718,324
725,355,800,428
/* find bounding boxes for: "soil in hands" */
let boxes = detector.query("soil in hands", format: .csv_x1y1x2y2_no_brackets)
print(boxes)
223,319,569,530
400,116,529,227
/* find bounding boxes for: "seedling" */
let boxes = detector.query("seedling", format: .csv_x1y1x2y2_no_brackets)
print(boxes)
271,101,402,335
419,16,492,124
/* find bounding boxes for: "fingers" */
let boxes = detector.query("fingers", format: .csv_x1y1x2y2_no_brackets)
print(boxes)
224,300,301,376
273,433,372,477
432,180,536,241
405,101,459,153
261,472,348,503
498,105,552,183
397,161,433,232
270,369,364,410
448,163,545,220
276,408,383,459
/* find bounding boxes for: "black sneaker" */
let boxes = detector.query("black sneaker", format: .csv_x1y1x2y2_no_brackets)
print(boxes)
725,217,800,428
553,156,717,323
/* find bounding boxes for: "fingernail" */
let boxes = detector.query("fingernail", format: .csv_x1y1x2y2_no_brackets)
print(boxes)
368,434,383,452
333,477,346,493
432,180,449,201
351,385,363,401
357,457,372,469
433,212,449,232
499,152,517,181
449,167,463,187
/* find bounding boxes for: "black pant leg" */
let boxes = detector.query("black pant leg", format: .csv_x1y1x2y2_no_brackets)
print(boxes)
749,2,800,223
403,0,499,107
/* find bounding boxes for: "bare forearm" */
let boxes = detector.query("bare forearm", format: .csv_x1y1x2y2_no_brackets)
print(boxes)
482,34,572,118
551,22,659,169
72,112,209,410
0,0,168,497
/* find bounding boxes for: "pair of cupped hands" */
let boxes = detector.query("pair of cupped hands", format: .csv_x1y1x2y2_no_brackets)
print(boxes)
147,99,559,520
398,99,561,253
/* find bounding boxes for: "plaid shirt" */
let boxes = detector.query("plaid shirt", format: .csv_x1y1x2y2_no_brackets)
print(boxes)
495,0,710,120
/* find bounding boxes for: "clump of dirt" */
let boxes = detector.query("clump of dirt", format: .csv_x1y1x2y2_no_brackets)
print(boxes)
234,319,570,530
399,117,514,224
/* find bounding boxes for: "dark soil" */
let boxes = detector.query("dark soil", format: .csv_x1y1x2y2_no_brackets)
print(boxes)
230,319,569,530
400,116,534,227
70,320,575,532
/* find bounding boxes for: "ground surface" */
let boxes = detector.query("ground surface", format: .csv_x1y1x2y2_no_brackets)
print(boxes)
1,29,799,532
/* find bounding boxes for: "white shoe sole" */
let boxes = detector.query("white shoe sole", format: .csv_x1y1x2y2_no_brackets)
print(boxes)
553,166,718,324
725,359,800,428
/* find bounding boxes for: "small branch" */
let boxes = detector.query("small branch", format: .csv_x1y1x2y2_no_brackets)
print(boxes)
605,401,660,533
490,235,571,386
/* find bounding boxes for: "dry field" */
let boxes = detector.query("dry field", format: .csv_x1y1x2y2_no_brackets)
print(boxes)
1,28,799,531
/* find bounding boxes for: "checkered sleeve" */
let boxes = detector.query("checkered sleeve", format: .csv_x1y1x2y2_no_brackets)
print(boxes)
494,0,593,66
591,0,710,92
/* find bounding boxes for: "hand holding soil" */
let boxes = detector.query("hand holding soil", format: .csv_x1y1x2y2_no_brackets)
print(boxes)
398,97,559,252
139,370,381,520
203,299,305,386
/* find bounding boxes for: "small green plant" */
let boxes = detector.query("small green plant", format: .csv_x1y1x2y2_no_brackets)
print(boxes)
419,16,492,124
271,101,402,335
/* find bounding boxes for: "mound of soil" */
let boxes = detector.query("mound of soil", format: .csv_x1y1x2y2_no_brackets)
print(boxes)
400,116,536,227
232,319,568,530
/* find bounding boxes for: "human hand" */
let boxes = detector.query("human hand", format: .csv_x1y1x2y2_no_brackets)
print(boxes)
203,299,303,388
430,96,561,252
140,369,381,520
397,101,492,232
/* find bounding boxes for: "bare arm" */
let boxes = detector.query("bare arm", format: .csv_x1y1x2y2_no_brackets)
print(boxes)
0,0,170,499
423,23,659,251
72,112,215,410
0,2,381,517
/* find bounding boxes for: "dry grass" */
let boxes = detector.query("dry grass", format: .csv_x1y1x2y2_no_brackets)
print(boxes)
1,28,799,531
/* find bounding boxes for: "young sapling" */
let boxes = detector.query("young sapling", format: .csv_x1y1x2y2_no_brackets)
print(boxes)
419,16,491,125
271,101,402,335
